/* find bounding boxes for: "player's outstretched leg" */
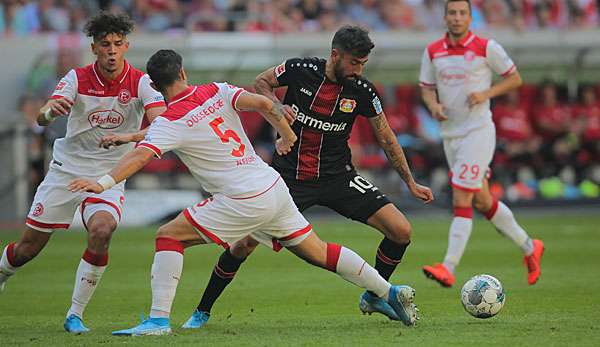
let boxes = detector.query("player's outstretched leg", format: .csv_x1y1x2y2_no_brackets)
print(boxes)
287,233,419,326
362,204,412,318
183,237,258,329
0,228,52,294
112,213,205,336
474,182,545,285
64,211,117,334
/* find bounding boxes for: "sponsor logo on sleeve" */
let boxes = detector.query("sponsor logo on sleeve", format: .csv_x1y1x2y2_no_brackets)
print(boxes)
275,62,286,77
55,81,67,91
339,98,356,113
372,96,383,114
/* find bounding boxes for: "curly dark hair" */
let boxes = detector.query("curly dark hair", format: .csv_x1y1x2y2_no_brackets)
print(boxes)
84,12,134,41
331,25,374,58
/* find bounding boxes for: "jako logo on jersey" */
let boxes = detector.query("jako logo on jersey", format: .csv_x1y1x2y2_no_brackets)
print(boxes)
88,110,125,129
300,88,312,96
32,202,44,217
439,66,467,86
185,99,225,128
292,104,347,132
339,98,356,113
275,62,286,77
118,89,131,104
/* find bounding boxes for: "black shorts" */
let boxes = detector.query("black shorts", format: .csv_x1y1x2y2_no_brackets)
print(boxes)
282,171,391,224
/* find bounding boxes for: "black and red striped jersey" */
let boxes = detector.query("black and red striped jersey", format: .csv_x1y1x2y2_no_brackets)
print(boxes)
271,57,383,181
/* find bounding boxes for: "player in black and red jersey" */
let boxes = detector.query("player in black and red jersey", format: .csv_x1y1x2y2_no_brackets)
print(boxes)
182,25,433,328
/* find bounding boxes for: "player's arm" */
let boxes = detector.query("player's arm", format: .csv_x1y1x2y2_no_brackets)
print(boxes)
420,87,448,121
68,146,155,193
236,91,297,155
254,66,295,123
368,112,434,203
468,71,522,107
37,97,73,126
99,105,166,148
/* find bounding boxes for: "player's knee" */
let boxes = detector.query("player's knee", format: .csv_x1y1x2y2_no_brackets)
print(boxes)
473,196,492,213
88,219,116,244
388,219,412,244
156,223,177,239
230,238,259,259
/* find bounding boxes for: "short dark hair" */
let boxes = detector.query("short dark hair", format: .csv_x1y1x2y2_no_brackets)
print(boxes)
331,25,374,58
84,12,134,41
146,50,183,92
445,0,472,15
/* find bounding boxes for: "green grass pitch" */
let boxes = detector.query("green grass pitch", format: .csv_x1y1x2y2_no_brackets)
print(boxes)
1,214,599,346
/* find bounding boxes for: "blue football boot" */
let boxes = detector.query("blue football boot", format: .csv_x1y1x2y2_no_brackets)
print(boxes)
64,314,90,334
182,310,210,329
359,291,400,320
112,317,171,336
387,285,419,326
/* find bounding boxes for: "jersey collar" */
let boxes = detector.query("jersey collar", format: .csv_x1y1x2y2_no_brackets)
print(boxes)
444,31,475,49
92,60,131,87
168,85,197,106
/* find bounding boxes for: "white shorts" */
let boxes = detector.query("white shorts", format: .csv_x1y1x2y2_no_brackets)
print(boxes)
443,122,495,192
26,166,125,233
183,176,312,251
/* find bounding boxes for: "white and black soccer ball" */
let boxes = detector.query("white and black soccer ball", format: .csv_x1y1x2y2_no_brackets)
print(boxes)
460,274,505,319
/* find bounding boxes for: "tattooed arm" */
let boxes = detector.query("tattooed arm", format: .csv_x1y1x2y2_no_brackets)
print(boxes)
368,113,434,203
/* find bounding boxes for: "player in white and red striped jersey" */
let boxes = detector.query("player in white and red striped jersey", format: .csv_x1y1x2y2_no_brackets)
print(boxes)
419,0,544,287
68,50,420,335
0,13,166,333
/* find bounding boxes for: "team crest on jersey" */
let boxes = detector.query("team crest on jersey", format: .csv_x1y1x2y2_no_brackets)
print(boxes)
372,96,383,114
339,98,356,113
118,89,131,105
32,203,44,217
88,109,125,129
55,81,67,91
275,62,286,77
464,50,476,62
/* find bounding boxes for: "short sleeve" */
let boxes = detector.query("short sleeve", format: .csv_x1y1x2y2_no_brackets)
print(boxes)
216,82,247,111
418,48,436,88
274,58,305,87
358,79,384,118
138,74,166,110
51,69,77,102
137,118,179,158
487,40,516,77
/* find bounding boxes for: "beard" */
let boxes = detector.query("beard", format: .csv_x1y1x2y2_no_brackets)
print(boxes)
333,62,357,84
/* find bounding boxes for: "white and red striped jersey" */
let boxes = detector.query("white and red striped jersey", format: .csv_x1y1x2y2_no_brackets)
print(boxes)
50,60,165,176
138,83,280,198
419,31,516,138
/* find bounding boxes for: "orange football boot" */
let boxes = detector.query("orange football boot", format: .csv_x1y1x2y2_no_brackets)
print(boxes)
423,263,455,287
524,239,545,285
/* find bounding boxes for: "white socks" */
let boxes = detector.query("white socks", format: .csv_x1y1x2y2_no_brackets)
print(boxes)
443,208,473,274
328,244,391,299
487,200,534,255
0,244,18,287
67,259,106,318
150,250,183,319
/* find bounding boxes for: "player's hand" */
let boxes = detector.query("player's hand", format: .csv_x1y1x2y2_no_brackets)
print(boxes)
46,98,74,117
408,182,434,204
468,91,488,108
100,133,134,149
430,103,448,121
275,137,295,155
279,103,295,124
68,178,104,194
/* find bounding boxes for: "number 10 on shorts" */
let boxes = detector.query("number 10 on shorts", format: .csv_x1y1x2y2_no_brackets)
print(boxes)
349,175,377,194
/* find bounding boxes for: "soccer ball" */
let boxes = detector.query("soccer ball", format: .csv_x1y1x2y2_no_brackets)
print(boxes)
460,274,505,319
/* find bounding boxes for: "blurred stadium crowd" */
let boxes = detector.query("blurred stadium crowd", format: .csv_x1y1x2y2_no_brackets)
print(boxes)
1,0,600,36
8,0,600,203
